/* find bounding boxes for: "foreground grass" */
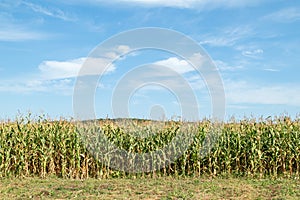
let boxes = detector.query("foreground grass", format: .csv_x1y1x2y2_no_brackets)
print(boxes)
0,177,299,199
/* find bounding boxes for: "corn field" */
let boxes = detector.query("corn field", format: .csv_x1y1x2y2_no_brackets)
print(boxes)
0,115,299,179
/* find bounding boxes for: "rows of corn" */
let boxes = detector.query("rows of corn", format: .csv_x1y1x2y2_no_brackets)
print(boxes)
0,115,299,179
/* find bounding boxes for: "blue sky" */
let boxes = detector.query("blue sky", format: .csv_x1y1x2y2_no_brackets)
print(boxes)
0,0,300,120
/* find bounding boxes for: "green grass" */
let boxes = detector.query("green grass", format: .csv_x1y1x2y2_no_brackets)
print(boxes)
0,176,299,199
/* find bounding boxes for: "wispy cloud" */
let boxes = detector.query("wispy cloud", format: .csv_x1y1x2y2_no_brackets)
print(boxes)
200,26,254,47
263,68,280,72
214,60,243,71
0,0,21,8
154,57,243,74
242,49,263,59
0,13,49,41
263,7,300,23
0,12,48,41
72,0,268,9
225,80,300,106
0,79,74,95
0,28,46,41
227,104,250,110
21,1,76,21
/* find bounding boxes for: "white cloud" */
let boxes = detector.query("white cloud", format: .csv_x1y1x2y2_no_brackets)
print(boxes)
154,57,194,74
39,58,85,80
113,55,215,96
21,56,116,93
0,45,131,94
149,56,227,91
38,57,115,80
263,7,300,23
153,53,212,75
38,45,131,80
113,63,195,95
117,45,131,54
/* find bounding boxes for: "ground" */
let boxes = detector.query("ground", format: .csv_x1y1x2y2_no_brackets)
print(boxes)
0,176,299,199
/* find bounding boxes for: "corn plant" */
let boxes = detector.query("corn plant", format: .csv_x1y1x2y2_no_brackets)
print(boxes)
0,114,299,179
